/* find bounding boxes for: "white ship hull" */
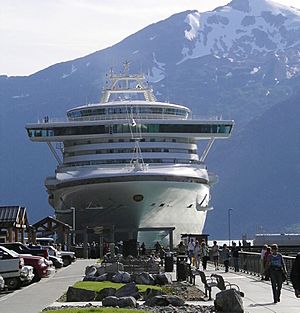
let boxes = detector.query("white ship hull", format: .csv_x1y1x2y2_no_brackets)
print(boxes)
50,165,210,244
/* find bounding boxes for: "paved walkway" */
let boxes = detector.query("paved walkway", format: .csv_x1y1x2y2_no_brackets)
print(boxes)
193,264,300,313
2,259,299,313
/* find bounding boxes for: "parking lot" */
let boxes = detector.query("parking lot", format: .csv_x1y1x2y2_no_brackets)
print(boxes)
0,259,94,313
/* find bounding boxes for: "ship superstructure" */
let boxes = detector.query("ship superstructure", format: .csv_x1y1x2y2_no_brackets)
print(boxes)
26,62,234,244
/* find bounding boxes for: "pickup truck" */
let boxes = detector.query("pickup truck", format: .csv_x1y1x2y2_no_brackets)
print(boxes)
0,246,34,289
1,243,54,281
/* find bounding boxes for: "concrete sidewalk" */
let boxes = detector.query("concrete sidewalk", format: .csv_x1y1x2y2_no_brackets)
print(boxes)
195,264,300,313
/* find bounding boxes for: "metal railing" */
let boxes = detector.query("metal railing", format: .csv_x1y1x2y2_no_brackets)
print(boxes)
225,251,296,284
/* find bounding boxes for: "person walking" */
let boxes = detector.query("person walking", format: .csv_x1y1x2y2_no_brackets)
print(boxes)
194,240,201,269
222,244,231,272
260,244,268,280
200,241,210,270
265,244,287,303
263,246,272,281
187,238,195,264
231,242,240,272
291,252,300,298
211,240,220,270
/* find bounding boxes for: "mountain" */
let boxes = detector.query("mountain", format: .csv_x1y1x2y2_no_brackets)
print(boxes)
0,0,299,238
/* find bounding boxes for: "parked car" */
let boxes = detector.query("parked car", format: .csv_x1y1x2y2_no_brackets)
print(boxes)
34,238,76,266
19,254,54,281
2,242,49,260
0,246,34,290
0,274,5,291
44,246,63,268
60,250,76,266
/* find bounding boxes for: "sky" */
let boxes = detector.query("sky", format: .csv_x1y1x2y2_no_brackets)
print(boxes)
1,0,299,76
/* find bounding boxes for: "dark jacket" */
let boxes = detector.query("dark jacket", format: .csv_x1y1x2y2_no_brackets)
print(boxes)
291,253,300,291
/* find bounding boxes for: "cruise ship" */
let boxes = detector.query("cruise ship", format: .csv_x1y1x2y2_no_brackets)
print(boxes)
26,62,234,244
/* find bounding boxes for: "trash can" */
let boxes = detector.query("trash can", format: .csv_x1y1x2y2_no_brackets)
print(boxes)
164,253,174,272
176,255,188,281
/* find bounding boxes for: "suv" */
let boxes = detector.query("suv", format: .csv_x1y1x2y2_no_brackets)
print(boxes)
0,246,34,289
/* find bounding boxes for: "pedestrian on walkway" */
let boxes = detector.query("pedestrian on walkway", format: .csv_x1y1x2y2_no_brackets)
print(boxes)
194,240,201,269
187,238,195,264
291,252,300,298
265,244,287,303
260,244,268,280
263,246,272,281
222,244,231,272
211,240,220,270
200,241,209,270
231,242,240,272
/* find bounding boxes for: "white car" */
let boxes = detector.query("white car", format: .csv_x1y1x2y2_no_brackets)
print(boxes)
0,274,5,290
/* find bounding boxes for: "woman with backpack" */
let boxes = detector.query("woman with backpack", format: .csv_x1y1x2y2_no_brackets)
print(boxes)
265,244,287,303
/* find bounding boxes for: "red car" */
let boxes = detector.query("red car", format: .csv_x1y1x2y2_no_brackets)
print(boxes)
19,254,54,281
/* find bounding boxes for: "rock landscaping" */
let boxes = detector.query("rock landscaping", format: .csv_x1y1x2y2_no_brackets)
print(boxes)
45,257,244,313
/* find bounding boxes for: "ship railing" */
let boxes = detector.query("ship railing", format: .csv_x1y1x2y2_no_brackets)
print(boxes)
37,114,225,123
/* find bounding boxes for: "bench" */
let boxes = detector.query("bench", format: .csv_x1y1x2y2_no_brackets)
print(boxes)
211,274,244,297
199,271,219,300
185,263,201,285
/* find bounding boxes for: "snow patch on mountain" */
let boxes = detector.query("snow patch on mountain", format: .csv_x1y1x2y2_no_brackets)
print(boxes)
250,67,260,74
185,11,201,40
61,64,77,79
178,0,300,64
148,53,165,83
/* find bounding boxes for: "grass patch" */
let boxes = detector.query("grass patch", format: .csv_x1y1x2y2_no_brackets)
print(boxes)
43,308,148,313
73,281,162,293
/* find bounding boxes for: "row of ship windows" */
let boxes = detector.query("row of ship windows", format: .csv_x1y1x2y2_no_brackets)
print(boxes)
28,123,232,137
64,137,196,147
64,148,198,157
63,158,203,167
67,107,188,119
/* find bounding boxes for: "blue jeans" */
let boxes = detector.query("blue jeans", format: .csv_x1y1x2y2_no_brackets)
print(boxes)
270,268,283,302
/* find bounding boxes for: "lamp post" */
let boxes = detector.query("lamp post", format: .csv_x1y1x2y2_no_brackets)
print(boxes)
70,207,76,245
228,208,233,246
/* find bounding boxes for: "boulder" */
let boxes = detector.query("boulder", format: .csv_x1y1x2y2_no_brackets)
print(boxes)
85,265,97,277
102,296,137,308
153,273,172,285
115,282,140,299
95,287,116,301
214,289,244,313
122,272,132,283
134,272,155,285
144,295,184,307
143,288,163,300
83,276,96,281
144,295,170,306
112,272,124,283
66,287,96,302
102,296,118,307
117,296,137,308
94,273,108,282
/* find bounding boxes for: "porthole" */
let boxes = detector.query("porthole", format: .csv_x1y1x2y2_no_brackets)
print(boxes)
133,194,144,202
